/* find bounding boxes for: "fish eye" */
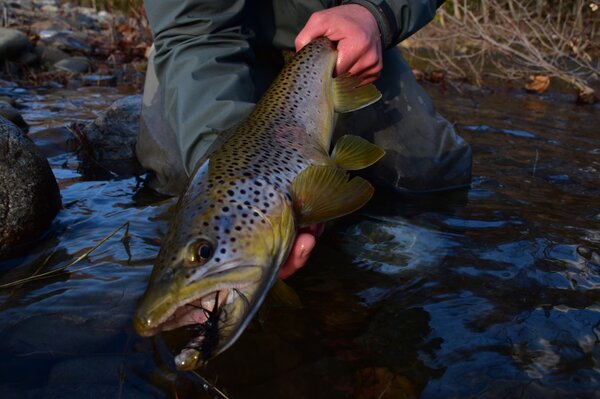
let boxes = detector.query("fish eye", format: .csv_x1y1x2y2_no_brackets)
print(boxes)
187,239,214,265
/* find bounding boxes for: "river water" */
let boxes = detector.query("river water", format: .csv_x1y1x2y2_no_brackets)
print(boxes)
0,84,598,398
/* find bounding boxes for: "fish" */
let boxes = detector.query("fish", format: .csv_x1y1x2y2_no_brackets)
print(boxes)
133,37,385,370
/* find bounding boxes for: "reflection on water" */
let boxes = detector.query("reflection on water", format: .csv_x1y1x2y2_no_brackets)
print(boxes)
0,85,599,398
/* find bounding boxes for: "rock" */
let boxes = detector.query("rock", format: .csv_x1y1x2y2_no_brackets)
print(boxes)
53,56,91,73
35,45,70,68
0,28,29,61
0,96,17,107
31,19,71,35
40,31,92,54
13,48,40,67
40,4,59,13
81,74,116,87
0,117,61,258
68,7,101,30
0,101,28,132
0,312,120,355
0,79,17,88
29,126,78,157
82,95,141,161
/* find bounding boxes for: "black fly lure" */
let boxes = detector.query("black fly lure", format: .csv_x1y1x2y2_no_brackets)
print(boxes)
184,291,222,362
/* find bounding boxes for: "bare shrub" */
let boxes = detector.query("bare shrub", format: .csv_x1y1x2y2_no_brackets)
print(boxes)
404,0,599,100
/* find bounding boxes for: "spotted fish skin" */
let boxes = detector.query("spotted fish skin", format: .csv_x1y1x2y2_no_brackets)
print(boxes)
134,38,382,368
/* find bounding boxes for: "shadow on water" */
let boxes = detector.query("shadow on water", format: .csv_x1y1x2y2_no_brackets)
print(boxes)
0,84,599,398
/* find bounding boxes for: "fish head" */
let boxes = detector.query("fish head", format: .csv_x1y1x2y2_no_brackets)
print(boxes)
134,170,295,369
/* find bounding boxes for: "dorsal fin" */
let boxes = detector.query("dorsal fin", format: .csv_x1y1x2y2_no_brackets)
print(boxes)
333,74,382,113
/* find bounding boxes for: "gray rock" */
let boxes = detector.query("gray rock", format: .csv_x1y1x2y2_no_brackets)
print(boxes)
28,126,77,157
0,117,61,257
0,96,17,107
35,45,70,68
0,28,29,61
82,95,141,161
31,19,71,35
40,31,92,54
81,74,116,86
0,101,28,132
69,8,101,30
53,56,90,73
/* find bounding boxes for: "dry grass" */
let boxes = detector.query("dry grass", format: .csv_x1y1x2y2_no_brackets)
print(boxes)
404,0,599,101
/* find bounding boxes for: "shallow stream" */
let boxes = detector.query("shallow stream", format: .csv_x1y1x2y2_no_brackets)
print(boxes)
0,83,599,398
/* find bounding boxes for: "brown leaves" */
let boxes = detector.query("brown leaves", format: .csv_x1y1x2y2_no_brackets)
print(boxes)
524,75,550,93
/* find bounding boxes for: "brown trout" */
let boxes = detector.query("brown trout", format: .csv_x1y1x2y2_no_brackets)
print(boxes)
134,38,384,370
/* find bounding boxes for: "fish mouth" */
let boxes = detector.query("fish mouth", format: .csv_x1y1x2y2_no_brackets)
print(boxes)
134,287,244,337
134,265,264,369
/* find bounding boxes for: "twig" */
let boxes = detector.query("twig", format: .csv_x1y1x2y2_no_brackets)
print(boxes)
190,370,230,399
0,222,130,289
403,0,598,96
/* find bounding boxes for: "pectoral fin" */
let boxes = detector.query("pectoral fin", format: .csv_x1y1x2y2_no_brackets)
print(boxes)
291,165,374,226
331,135,385,170
266,279,302,308
333,74,382,113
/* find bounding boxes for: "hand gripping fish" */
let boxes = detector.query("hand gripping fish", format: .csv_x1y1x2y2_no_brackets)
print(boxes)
134,38,385,370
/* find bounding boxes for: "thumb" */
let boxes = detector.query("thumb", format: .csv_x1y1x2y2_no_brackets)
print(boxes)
295,17,327,52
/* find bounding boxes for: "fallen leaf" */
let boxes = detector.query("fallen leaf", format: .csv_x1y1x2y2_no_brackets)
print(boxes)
412,69,424,81
524,75,550,93
428,70,445,83
577,86,597,104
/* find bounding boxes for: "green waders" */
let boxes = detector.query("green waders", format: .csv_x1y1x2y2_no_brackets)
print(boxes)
137,0,471,195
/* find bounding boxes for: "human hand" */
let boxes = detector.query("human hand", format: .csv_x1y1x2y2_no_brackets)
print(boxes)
295,4,383,86
279,224,325,279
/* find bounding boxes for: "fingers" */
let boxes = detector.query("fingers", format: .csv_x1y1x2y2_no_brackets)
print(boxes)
295,13,329,52
295,5,383,85
336,36,382,84
279,232,316,280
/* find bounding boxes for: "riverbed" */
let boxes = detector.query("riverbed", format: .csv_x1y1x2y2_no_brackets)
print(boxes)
0,83,598,398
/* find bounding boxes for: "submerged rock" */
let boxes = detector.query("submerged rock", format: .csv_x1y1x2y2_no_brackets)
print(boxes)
0,116,61,258
81,95,141,161
0,28,29,61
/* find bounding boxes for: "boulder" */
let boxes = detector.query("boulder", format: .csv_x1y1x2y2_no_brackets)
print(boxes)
81,95,141,161
0,28,29,61
0,101,28,132
0,117,61,258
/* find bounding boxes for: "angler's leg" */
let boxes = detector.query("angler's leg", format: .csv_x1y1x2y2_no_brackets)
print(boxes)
335,47,472,192
137,0,258,194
